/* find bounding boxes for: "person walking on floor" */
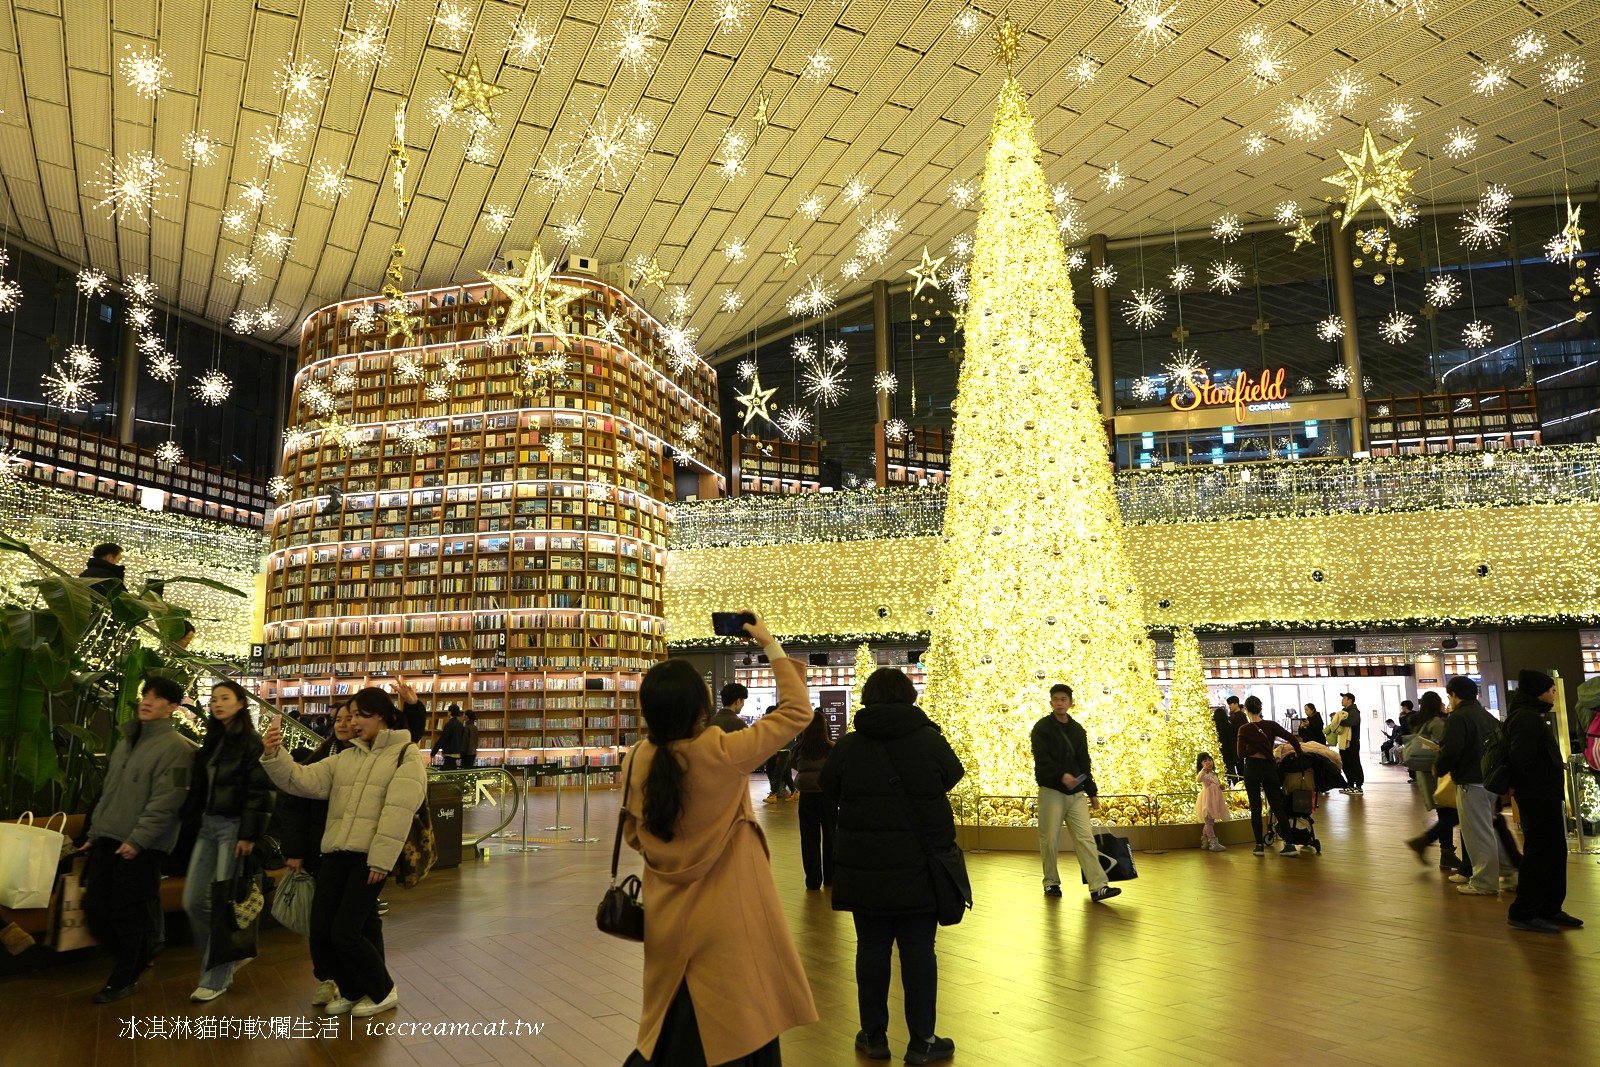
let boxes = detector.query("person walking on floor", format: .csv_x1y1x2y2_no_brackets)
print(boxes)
1435,676,1515,897
1194,753,1229,851
1030,683,1121,902
183,681,274,1003
461,709,479,768
78,676,194,1003
273,699,360,1007
1504,670,1583,933
432,705,466,769
709,682,750,734
260,687,427,1018
821,666,965,1065
619,610,817,1067
793,711,837,890
1402,692,1458,872
761,705,793,803
1331,693,1365,794
1226,698,1248,778
1236,696,1302,857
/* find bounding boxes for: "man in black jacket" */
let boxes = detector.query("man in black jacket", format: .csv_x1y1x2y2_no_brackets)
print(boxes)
79,542,126,594
708,682,749,733
432,705,466,769
1030,684,1120,902
1437,676,1513,896
395,678,426,744
1504,670,1582,932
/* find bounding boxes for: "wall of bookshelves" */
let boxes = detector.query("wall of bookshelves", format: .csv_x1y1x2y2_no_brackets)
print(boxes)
875,422,951,488
731,434,823,496
262,270,721,768
1365,387,1540,456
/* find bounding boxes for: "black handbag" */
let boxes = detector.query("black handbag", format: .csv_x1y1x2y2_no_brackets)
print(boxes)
871,739,972,926
207,854,263,967
1083,831,1138,883
596,750,645,942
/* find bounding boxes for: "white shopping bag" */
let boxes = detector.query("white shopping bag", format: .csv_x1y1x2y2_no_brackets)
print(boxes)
0,811,68,909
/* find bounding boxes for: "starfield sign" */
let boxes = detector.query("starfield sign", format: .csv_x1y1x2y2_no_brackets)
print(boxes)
1170,367,1291,421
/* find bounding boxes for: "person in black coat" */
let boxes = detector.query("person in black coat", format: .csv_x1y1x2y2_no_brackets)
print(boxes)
78,542,126,594
820,668,964,1066
181,681,274,1001
395,678,427,744
271,699,368,1006
432,705,466,769
1504,670,1582,933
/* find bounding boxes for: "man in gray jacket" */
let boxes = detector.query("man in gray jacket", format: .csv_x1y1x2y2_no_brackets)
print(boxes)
80,676,194,1002
1435,676,1513,897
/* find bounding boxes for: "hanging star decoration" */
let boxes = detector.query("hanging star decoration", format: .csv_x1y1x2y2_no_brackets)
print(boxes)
481,246,587,345
779,242,800,269
441,58,507,119
733,368,778,429
907,247,947,296
1320,126,1419,228
632,256,670,291
1289,217,1317,250
992,18,1023,68
753,90,771,130
380,288,422,348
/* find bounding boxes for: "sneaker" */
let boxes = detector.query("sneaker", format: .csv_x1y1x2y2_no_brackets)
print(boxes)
1404,836,1429,864
1352,786,1364,794
1550,912,1584,929
376,899,389,916
312,980,340,1006
1090,886,1122,902
92,982,137,1004
854,1030,891,1060
190,986,227,1004
1252,844,1265,856
1279,843,1298,857
1457,883,1497,895
1208,839,1227,852
1043,884,1062,897
784,793,800,803
1508,917,1561,933
904,1036,956,1065
351,988,400,1017
763,795,779,805
323,996,358,1015
1448,873,1469,883
1498,875,1519,891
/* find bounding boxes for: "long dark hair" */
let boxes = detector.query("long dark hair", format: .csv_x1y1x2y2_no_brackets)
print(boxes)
207,680,260,744
1413,690,1444,729
638,659,709,842
798,711,832,759
312,698,354,760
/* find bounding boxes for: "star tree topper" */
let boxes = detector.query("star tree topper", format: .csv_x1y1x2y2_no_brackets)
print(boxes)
441,58,507,119
1321,127,1419,228
907,247,947,295
480,246,587,346
1288,217,1316,250
733,368,778,428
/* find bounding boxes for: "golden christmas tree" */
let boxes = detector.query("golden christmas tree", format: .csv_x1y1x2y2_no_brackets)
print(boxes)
921,66,1171,802
1166,627,1221,790
850,642,873,720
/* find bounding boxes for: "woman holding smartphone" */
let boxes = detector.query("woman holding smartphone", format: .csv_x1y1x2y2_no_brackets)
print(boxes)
260,687,426,1018
621,609,817,1066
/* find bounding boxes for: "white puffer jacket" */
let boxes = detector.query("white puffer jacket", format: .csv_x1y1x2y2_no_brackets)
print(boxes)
261,728,428,873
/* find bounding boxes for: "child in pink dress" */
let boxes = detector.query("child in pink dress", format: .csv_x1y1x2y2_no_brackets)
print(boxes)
1194,753,1229,852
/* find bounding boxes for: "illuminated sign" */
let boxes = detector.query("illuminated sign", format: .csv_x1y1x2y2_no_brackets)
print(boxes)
1170,367,1290,422
439,655,471,667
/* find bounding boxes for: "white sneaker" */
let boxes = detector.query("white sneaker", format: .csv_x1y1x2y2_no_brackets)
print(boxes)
312,980,340,1006
324,996,358,1015
1499,875,1519,891
1208,839,1227,852
190,986,226,1004
351,988,400,1017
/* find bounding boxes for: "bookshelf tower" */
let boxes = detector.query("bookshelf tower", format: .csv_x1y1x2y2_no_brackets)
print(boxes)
262,264,723,767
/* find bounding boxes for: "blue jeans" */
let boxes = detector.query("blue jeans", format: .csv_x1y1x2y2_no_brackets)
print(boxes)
183,814,243,990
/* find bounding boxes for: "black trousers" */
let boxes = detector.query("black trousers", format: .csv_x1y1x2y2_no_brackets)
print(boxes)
854,912,938,1043
1509,795,1567,922
797,792,836,889
441,755,459,770
1243,759,1293,847
1423,804,1459,849
310,851,393,1002
1342,745,1365,788
82,838,166,989
622,980,780,1067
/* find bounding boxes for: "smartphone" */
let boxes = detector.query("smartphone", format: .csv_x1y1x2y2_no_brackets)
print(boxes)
711,611,756,637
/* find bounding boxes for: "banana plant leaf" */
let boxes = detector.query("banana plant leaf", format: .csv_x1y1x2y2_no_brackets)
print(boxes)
146,575,248,598
24,574,100,647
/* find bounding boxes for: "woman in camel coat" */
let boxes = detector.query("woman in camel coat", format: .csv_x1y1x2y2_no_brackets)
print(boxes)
621,611,816,1066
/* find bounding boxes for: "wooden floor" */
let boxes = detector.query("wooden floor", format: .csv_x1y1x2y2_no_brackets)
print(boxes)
5,762,1599,1067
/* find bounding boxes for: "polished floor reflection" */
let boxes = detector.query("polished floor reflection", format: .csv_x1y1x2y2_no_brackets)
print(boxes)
5,763,1598,1066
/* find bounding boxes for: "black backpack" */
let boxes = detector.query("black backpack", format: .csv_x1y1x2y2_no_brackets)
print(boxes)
1480,717,1512,795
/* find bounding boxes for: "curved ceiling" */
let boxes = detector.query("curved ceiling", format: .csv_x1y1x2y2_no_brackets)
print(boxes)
0,0,1594,355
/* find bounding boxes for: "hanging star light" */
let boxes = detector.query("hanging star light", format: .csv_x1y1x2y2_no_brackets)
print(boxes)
949,180,977,209
719,289,745,313
991,17,1023,66
1379,311,1415,343
1278,95,1330,139
379,291,423,348
1424,274,1461,307
266,475,292,499
1462,320,1493,347
1099,163,1128,191
1211,213,1244,242
724,239,748,263
96,152,167,222
42,362,98,409
424,380,451,404
775,406,813,440
631,255,670,290
120,47,170,98
1091,264,1117,288
192,369,232,404
1288,217,1317,251
1544,203,1585,264
1122,289,1165,328
64,344,98,374
733,369,778,428
1119,0,1184,52
617,443,642,472
147,349,179,382
1442,126,1477,159
907,247,947,295
1460,209,1506,249
481,246,586,344
1541,53,1585,94
1169,263,1195,290
1325,70,1369,110
1275,201,1303,226
1209,259,1244,293
1472,63,1510,95
1241,131,1271,156
1321,126,1419,227
508,13,552,67
779,242,801,269
76,269,109,297
154,441,183,467
1317,314,1347,341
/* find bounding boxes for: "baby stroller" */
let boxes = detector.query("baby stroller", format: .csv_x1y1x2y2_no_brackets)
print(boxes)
1270,751,1327,854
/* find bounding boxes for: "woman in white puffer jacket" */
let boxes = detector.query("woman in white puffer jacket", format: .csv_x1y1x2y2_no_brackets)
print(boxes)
262,687,427,1019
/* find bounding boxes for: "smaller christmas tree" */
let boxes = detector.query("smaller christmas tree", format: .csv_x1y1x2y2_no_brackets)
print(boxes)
1165,627,1221,793
850,642,873,721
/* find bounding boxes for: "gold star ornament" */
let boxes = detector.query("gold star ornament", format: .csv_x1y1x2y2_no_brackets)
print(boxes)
907,247,947,296
636,257,670,291
441,58,507,119
733,369,778,428
1320,127,1419,228
480,246,587,345
779,242,800,269
992,19,1023,68
1288,217,1317,251
379,285,422,348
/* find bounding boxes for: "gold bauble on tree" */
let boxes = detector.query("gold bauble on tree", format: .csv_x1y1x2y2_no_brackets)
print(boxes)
919,72,1172,803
